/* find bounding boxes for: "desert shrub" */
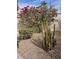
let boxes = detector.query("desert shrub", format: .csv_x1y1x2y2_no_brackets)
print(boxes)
19,27,33,34
19,27,33,40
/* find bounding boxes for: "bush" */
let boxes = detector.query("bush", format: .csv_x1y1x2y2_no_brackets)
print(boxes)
19,27,33,34
19,27,33,39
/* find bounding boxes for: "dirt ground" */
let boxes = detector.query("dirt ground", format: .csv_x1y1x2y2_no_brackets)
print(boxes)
17,32,61,59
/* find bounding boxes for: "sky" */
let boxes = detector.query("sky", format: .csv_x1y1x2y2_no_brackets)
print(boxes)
18,0,61,13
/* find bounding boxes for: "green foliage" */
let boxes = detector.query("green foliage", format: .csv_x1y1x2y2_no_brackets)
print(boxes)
40,1,47,8
18,27,33,40
19,27,33,34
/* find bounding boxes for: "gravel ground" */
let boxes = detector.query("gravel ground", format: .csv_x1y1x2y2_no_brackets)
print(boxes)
18,40,51,59
17,32,61,59
17,53,24,59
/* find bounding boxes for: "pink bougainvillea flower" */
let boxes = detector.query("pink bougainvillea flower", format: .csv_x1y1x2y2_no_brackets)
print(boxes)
20,6,29,15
